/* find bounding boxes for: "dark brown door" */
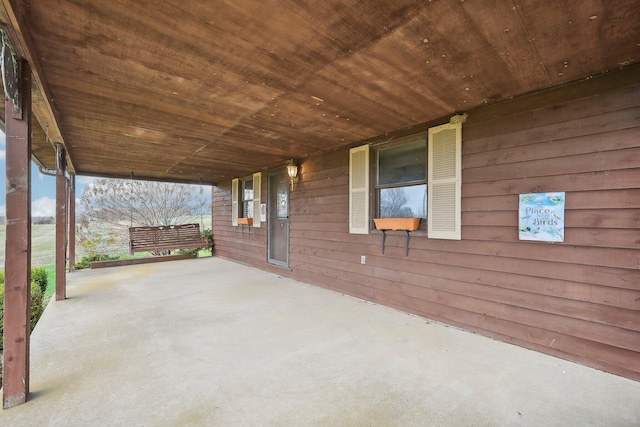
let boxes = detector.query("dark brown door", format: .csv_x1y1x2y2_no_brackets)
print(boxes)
268,170,289,267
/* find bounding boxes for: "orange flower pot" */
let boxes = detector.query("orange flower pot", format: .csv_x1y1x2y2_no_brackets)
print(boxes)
373,218,420,231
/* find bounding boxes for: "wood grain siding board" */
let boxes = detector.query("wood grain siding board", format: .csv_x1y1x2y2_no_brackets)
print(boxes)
366,281,640,353
298,171,347,186
292,231,637,291
294,240,640,312
293,212,348,224
296,182,349,198
358,243,634,287
464,146,640,183
212,73,640,380
289,268,377,301
463,172,640,198
379,296,640,380
462,190,640,212
375,273,640,335
463,109,640,157
418,239,638,271
462,79,640,145
462,225,639,250
564,189,640,208
294,232,638,271
464,126,640,170
365,291,640,370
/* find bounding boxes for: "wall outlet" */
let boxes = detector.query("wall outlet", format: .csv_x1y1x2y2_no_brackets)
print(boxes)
360,255,366,265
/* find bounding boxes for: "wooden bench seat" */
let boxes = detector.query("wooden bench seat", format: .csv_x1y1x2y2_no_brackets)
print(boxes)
129,223,208,254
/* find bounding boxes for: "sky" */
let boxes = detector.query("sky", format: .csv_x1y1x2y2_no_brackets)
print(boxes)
0,130,98,218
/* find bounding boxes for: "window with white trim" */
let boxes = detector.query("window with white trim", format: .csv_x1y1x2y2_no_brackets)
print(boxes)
241,177,254,218
349,121,461,240
231,172,262,228
376,136,427,219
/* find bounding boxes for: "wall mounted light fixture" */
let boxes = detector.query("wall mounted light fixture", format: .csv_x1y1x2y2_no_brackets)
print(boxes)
287,159,299,190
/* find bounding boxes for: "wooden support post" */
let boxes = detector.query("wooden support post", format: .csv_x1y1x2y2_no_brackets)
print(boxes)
3,59,32,409
68,173,76,272
55,144,67,300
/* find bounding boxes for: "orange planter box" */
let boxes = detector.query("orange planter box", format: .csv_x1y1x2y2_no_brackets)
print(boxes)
237,218,253,225
373,217,420,231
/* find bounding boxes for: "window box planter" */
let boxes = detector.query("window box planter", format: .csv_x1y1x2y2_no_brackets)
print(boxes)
373,217,420,231
237,217,253,234
373,218,421,256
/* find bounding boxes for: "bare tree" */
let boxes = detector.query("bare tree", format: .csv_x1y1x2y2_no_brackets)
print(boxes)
78,178,209,256
380,187,409,218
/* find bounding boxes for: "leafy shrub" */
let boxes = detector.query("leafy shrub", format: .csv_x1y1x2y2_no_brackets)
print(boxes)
30,282,44,331
75,254,120,270
176,248,196,256
0,280,44,352
202,228,213,252
32,267,48,294
177,228,213,256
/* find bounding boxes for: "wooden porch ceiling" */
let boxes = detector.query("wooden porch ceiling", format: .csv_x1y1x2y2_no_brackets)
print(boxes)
0,0,638,184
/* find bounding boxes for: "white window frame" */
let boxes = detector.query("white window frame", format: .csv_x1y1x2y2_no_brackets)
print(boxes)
349,121,462,240
375,135,427,221
231,172,262,228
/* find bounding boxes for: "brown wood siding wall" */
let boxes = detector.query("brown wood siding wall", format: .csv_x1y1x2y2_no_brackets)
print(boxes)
212,72,640,381
212,181,268,267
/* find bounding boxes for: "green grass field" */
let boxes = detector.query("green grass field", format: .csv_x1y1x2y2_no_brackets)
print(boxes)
0,217,212,301
0,224,57,267
0,216,212,267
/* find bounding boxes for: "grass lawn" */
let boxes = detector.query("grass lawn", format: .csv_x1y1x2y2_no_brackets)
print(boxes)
43,264,56,302
0,216,212,267
0,224,58,267
0,216,212,303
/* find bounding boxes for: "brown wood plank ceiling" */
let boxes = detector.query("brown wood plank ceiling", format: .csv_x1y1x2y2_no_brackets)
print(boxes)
1,0,638,184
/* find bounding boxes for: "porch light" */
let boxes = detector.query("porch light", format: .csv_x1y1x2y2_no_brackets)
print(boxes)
287,159,299,190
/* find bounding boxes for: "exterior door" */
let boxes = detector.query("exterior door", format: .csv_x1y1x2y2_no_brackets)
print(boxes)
268,170,289,267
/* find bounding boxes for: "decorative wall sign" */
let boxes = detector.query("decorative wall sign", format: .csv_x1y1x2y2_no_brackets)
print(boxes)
519,192,565,242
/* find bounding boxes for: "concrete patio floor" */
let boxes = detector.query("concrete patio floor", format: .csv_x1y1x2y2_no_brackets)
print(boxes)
2,257,639,426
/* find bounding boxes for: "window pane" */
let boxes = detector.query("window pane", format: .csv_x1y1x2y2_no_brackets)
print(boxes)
378,139,426,185
243,180,253,202
379,184,426,218
243,201,254,218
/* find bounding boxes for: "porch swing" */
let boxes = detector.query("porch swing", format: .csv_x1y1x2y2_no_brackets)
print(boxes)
127,173,209,255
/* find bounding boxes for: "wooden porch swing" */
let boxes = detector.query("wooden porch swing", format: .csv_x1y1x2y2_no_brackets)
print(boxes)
126,173,210,255
128,223,209,254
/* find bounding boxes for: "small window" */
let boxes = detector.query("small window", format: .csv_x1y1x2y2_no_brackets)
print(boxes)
376,137,427,219
232,173,261,227
241,177,254,218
